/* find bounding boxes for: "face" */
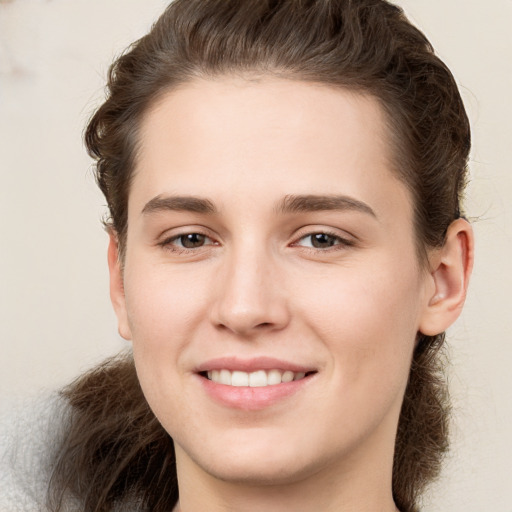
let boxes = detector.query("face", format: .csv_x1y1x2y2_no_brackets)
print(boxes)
111,77,435,486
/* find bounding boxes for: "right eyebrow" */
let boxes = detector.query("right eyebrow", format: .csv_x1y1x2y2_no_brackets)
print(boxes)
141,195,217,215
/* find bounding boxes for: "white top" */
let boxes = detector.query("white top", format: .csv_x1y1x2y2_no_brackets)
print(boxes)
0,392,141,512
0,393,70,511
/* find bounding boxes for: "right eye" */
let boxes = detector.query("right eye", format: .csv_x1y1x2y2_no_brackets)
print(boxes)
160,232,217,251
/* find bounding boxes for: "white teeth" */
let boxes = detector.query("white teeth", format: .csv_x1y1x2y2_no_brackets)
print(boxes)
267,369,282,385
219,369,231,385
231,371,249,387
281,370,294,383
206,369,309,387
249,370,267,387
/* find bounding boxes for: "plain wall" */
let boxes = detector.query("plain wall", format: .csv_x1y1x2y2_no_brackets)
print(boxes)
1,1,510,510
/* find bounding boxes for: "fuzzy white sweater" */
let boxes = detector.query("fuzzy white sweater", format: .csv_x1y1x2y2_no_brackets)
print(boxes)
0,393,143,512
0,393,73,511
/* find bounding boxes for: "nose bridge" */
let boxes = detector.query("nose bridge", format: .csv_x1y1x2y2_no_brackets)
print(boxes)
212,235,289,335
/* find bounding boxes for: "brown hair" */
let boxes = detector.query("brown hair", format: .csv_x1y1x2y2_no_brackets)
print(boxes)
48,1,470,511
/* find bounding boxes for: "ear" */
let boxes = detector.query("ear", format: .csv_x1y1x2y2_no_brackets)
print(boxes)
419,218,474,336
107,231,132,341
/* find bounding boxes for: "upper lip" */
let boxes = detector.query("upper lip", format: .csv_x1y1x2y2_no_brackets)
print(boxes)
195,356,316,374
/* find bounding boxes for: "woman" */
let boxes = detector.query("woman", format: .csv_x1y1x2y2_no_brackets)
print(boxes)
46,0,474,511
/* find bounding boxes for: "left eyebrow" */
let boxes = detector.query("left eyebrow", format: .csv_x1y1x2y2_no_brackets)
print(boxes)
276,194,377,218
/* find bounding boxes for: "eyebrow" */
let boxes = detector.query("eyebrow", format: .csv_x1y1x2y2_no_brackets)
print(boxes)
141,193,376,218
276,194,376,218
142,195,217,215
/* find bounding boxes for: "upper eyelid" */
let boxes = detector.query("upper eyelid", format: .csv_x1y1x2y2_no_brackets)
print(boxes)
292,234,355,250
291,225,357,243
157,225,217,241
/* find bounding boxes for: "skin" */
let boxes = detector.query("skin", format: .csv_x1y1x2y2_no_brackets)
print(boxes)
108,77,473,512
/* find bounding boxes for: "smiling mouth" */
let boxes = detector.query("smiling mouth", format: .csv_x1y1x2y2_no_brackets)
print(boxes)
200,369,316,387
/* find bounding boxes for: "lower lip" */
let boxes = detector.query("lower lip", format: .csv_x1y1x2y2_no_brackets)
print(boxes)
197,374,313,411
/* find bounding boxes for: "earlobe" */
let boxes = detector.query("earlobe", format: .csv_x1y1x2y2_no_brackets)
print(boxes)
107,231,132,341
419,218,474,336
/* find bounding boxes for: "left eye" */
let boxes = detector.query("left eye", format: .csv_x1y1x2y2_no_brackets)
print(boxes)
296,233,348,249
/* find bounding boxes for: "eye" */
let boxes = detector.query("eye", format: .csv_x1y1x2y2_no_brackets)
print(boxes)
177,233,209,248
295,232,353,250
161,232,216,251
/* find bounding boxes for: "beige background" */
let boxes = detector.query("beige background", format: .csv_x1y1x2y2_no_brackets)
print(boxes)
0,1,510,510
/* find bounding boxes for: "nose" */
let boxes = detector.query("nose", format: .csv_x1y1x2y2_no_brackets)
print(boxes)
210,243,291,337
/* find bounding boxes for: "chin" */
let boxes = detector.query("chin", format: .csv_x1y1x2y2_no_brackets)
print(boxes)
175,426,337,487
199,452,319,487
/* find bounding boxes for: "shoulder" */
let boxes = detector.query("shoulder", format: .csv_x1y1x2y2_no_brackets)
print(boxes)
0,392,74,511
0,390,142,512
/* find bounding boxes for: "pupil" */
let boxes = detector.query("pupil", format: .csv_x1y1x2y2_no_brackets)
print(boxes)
312,233,335,248
181,233,205,248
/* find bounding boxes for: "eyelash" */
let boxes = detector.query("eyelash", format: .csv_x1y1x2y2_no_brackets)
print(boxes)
292,231,355,252
158,230,355,256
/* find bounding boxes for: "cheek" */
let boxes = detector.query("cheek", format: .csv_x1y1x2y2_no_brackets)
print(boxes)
123,263,210,346
295,256,422,380
123,266,205,425
122,263,213,407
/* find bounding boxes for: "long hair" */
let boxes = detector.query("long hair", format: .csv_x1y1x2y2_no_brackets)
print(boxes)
48,1,470,511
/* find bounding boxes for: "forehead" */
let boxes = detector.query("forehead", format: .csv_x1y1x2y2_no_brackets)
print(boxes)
131,76,412,224
138,76,391,170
